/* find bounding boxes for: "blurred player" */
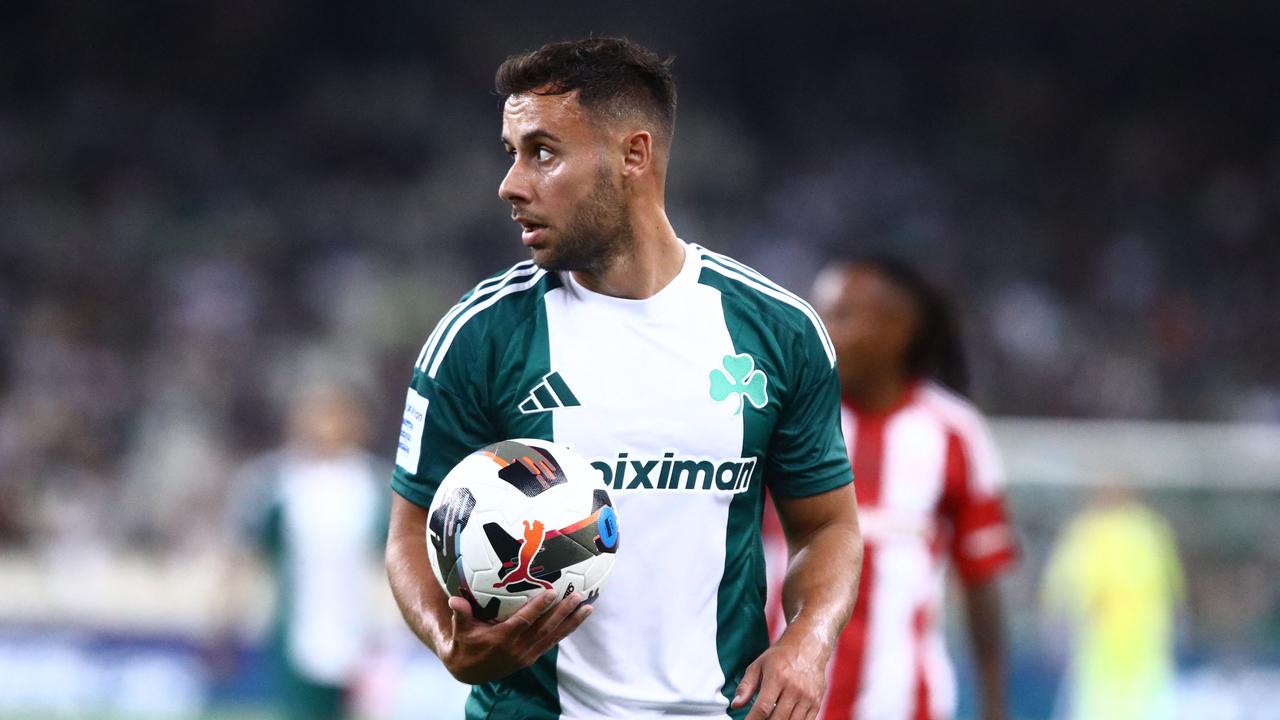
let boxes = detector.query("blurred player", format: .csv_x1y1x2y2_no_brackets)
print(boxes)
1041,483,1183,720
225,384,393,720
385,38,863,719
764,258,1017,720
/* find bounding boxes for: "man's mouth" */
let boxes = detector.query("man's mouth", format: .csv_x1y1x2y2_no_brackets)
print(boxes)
515,216,548,246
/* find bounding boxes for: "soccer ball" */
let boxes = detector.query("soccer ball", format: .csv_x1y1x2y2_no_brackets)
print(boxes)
426,438,620,622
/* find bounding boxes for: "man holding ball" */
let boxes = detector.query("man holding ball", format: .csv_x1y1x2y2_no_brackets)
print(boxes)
386,37,862,720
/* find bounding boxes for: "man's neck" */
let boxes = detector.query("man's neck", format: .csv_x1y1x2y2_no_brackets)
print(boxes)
572,206,683,299
844,373,914,414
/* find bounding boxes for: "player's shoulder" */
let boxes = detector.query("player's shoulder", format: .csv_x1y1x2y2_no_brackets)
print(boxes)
914,380,993,442
462,259,563,318
457,260,538,300
690,243,812,324
226,449,288,528
414,260,560,377
234,449,288,486
690,243,836,366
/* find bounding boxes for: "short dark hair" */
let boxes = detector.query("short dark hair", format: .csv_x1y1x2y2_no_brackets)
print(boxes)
495,37,677,144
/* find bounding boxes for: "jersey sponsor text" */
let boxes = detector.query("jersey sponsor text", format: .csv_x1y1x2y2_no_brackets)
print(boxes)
590,451,757,493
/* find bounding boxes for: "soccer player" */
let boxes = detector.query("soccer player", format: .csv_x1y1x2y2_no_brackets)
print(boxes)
767,258,1017,720
384,38,863,720
1041,483,1183,720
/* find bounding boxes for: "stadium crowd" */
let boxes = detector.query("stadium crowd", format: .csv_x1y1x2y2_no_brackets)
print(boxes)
2,2,1276,550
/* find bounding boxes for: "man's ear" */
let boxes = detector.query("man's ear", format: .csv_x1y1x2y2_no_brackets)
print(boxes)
620,130,653,180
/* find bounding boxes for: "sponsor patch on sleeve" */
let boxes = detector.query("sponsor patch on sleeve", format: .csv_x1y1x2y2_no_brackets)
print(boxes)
395,389,430,472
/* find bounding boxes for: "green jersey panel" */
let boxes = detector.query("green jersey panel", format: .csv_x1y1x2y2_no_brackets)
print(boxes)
392,262,563,718
392,262,560,506
695,247,852,498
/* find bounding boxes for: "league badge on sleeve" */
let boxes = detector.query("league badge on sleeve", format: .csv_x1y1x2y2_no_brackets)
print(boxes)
395,388,430,472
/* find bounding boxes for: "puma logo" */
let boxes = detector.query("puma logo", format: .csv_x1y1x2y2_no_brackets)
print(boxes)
494,519,553,590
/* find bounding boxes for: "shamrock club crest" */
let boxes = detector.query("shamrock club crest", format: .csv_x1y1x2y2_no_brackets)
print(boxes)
709,353,769,415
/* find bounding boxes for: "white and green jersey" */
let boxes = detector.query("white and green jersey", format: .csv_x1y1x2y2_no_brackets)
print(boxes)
392,242,851,719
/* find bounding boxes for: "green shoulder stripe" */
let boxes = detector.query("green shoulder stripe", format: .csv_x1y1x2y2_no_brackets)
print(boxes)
693,246,836,367
418,265,551,378
414,260,539,371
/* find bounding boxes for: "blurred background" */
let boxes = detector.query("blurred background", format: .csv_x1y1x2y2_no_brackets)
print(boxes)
1,1,1278,718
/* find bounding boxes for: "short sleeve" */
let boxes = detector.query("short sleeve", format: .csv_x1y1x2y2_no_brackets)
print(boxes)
390,344,496,510
765,324,853,497
225,453,283,557
940,419,1017,584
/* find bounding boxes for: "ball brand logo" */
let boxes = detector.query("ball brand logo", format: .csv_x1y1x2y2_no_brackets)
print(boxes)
495,519,552,590
481,488,619,604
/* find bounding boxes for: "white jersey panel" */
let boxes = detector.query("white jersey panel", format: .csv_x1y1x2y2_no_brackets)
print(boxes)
279,453,381,684
545,248,742,718
879,410,947,522
858,536,930,720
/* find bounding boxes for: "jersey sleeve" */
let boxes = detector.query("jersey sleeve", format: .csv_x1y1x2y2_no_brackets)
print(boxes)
765,322,853,497
225,453,282,558
940,416,1017,584
390,325,497,510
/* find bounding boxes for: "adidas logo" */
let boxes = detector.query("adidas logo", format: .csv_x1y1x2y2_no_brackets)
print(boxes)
519,372,581,414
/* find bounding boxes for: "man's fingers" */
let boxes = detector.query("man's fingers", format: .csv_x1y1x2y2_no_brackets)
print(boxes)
559,599,594,636
769,694,799,720
730,659,763,709
501,590,557,632
530,592,582,637
743,676,782,720
781,699,812,720
450,591,555,635
528,600,593,658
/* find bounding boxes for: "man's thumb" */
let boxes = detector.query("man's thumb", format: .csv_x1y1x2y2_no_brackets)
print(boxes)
730,659,762,709
448,596,474,627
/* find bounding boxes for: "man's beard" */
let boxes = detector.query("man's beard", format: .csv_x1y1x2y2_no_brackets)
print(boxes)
533,164,632,275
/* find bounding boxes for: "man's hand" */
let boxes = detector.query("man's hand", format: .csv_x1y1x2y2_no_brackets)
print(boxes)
386,493,593,685
730,631,829,720
441,590,593,684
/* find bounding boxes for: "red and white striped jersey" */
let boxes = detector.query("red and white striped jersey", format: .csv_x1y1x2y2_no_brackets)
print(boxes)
764,380,1016,720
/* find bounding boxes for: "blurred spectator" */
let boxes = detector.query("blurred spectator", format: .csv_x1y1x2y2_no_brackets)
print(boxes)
225,384,390,720
1041,483,1185,720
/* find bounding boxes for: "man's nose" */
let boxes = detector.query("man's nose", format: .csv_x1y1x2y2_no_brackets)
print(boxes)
499,160,530,205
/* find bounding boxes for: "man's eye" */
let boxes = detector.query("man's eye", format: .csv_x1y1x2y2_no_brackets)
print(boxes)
537,147,554,162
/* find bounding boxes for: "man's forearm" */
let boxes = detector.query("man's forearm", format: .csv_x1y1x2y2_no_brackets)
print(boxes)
779,518,863,658
385,495,453,657
965,579,1009,720
728,487,862,716
387,535,450,653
